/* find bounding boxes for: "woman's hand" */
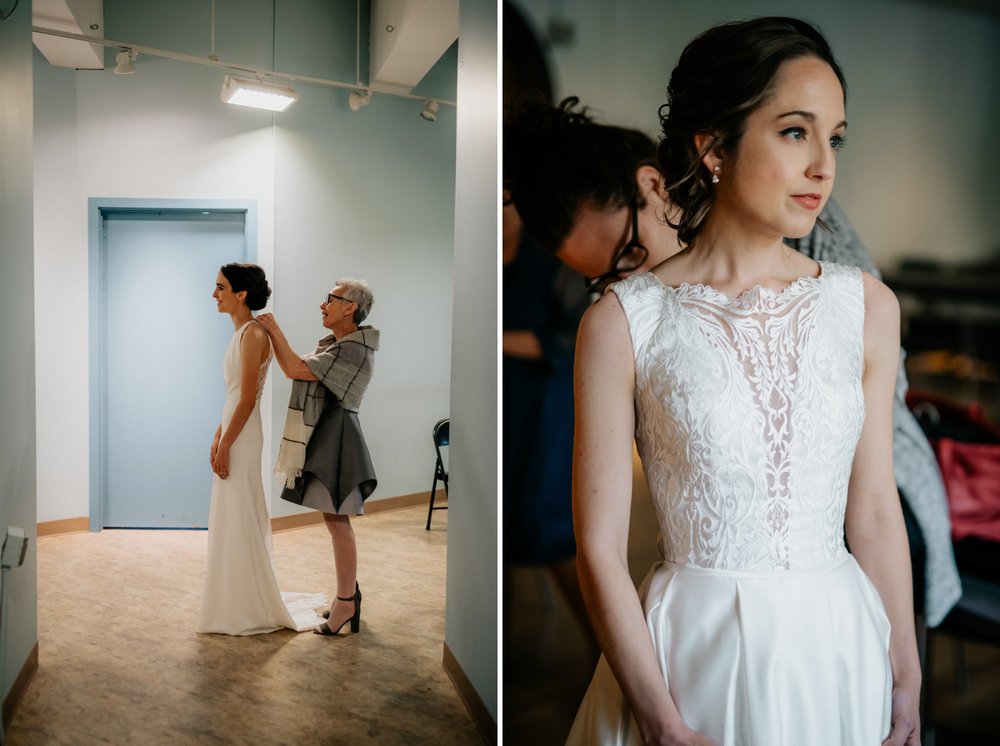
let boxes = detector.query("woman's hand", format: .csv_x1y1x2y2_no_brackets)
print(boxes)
213,442,231,480
882,681,921,745
255,313,278,335
210,438,219,469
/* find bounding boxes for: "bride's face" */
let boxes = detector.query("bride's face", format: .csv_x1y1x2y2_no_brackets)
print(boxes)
212,272,244,314
713,56,846,241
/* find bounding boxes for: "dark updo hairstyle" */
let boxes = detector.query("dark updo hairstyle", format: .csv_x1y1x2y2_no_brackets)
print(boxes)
658,17,846,246
220,263,271,311
505,96,659,254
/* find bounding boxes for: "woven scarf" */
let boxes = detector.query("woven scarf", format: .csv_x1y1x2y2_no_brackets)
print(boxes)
275,326,378,487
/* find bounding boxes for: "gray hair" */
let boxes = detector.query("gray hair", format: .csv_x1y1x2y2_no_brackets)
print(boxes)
336,277,374,324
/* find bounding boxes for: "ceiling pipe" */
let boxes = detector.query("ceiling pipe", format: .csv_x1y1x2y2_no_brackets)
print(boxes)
31,26,457,108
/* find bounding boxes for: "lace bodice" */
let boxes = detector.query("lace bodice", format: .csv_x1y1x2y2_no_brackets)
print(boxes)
611,262,865,572
224,321,272,403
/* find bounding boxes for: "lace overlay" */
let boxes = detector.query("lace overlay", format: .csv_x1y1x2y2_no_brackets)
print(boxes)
255,345,272,400
611,262,865,572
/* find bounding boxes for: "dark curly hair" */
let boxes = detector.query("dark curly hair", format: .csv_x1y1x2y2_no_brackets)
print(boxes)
504,96,659,254
220,263,271,311
658,17,846,246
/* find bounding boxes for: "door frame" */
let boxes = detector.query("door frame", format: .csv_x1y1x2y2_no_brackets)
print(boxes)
88,198,258,532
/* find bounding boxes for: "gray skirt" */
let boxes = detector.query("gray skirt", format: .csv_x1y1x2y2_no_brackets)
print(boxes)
280,401,377,515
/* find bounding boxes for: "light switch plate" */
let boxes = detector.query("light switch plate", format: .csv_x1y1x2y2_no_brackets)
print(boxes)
2,527,28,568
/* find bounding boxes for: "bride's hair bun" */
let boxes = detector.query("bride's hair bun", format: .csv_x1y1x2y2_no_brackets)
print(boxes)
220,263,271,311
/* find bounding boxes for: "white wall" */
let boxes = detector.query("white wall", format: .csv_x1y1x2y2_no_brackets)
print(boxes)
33,47,88,526
0,0,38,710
444,0,498,725
33,1,456,523
512,0,1000,270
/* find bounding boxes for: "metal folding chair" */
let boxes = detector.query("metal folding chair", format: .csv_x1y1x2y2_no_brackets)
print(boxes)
425,418,449,530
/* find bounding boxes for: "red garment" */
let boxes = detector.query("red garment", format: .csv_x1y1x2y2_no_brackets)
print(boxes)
935,438,1000,542
908,390,1000,543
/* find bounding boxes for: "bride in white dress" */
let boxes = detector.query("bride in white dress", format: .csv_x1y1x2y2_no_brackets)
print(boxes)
197,263,325,635
567,18,921,746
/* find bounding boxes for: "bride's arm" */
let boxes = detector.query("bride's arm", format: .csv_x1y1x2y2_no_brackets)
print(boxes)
574,294,715,746
845,272,921,746
213,323,271,479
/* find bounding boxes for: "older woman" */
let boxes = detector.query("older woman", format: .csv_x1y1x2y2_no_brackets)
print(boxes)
257,277,379,637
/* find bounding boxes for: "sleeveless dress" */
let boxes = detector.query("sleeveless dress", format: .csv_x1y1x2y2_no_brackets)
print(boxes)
196,321,327,635
566,262,893,745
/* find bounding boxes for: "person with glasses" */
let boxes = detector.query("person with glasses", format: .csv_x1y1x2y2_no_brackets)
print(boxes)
505,96,680,295
256,278,379,637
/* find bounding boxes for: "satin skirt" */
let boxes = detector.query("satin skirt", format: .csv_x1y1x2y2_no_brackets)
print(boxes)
565,553,892,745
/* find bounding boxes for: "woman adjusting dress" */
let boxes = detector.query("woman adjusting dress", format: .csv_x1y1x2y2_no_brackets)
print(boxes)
257,277,379,637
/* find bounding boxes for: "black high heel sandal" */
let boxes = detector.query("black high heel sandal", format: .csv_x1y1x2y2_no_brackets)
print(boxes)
316,582,361,635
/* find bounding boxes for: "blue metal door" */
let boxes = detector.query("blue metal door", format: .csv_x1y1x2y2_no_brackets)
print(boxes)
102,211,247,528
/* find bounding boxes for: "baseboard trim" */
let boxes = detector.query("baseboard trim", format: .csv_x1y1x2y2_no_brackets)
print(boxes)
3,642,38,731
36,492,433,537
270,492,430,532
364,491,429,514
270,511,324,533
36,517,89,537
442,642,496,745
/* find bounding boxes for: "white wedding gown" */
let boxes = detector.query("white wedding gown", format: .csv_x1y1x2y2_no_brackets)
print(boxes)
197,320,326,635
567,263,892,745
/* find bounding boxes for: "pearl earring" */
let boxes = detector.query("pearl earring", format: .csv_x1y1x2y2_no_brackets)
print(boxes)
711,165,720,185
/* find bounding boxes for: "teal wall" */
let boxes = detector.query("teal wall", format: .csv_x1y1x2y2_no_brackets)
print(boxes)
269,5,457,508
35,0,458,521
0,0,38,713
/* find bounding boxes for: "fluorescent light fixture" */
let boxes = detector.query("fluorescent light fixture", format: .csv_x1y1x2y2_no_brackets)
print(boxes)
221,74,298,112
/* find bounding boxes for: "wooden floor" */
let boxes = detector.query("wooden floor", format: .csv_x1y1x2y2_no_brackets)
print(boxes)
7,505,484,745
504,565,1000,745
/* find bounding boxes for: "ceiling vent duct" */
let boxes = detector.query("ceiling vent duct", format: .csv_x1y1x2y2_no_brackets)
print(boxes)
368,0,458,96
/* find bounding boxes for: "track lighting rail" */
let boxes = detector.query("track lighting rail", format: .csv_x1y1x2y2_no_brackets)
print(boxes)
31,26,456,109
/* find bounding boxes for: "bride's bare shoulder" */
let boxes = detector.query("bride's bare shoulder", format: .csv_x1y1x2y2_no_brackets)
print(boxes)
647,247,694,288
241,321,270,353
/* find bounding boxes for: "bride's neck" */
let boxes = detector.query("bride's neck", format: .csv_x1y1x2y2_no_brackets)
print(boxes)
230,307,253,329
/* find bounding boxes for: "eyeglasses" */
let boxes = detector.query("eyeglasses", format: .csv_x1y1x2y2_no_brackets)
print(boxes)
584,201,649,293
326,293,352,304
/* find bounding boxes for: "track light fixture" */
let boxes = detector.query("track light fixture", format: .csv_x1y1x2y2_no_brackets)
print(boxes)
420,100,439,122
221,74,299,112
114,49,136,75
348,90,372,111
